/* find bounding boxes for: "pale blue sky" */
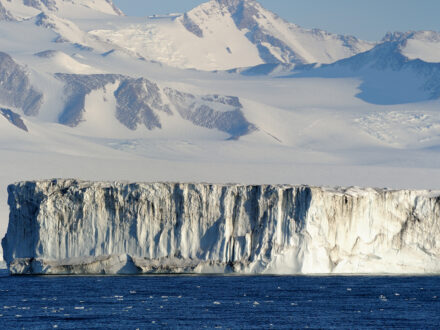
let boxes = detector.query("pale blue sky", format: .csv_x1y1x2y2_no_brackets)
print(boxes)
112,0,440,41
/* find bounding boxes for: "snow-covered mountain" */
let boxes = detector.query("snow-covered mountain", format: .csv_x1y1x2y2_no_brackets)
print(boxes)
0,51,255,138
289,31,440,105
89,0,374,70
1,0,440,264
384,30,440,63
183,0,374,65
0,0,123,20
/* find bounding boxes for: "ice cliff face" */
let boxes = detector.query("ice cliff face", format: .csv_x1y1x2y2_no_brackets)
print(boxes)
2,180,440,275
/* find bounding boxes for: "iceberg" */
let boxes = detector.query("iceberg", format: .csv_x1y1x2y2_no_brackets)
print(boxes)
2,179,440,275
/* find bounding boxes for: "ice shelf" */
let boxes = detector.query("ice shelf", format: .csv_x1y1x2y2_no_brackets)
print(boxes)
2,179,440,275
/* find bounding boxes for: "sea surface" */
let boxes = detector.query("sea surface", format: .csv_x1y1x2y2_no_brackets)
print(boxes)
0,270,439,329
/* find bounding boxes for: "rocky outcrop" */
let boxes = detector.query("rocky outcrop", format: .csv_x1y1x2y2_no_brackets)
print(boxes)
2,179,440,275
0,52,43,116
0,108,28,132
292,38,440,105
114,78,172,130
182,13,204,38
24,0,58,11
56,74,256,137
22,0,123,16
164,88,256,137
0,2,14,21
55,73,122,126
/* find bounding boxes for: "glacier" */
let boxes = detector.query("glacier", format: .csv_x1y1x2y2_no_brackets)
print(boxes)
2,179,440,275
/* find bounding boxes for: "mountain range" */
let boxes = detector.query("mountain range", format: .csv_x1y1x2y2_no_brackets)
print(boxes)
1,0,440,257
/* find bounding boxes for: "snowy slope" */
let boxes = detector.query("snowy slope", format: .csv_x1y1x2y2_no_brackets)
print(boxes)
89,0,374,71
290,34,440,105
33,50,103,74
387,31,440,63
33,12,117,53
0,0,123,20
89,10,264,71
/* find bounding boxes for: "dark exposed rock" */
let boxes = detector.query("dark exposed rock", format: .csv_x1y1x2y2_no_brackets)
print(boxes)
222,0,259,30
22,0,123,15
56,73,256,137
56,74,174,130
201,95,242,108
35,12,56,29
23,0,58,11
0,2,14,21
165,88,256,137
0,108,28,132
34,50,58,58
181,13,203,38
184,104,255,137
0,52,43,116
114,78,172,130
105,0,124,16
56,73,123,126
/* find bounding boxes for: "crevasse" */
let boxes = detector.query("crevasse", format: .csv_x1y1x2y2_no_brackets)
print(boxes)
2,179,440,275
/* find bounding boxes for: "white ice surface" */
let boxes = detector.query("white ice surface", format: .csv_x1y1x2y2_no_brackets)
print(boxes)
4,180,440,275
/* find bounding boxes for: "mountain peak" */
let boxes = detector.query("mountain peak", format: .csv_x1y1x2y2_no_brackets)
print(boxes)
179,0,373,67
215,0,255,6
381,31,440,44
381,31,415,43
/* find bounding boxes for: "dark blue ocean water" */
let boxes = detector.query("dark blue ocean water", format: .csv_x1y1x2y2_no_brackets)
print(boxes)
0,270,439,329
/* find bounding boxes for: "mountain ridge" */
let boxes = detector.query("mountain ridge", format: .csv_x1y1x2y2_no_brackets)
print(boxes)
0,0,123,20
180,0,374,66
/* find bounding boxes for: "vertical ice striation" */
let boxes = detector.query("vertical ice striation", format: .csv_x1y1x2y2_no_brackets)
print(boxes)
2,180,440,275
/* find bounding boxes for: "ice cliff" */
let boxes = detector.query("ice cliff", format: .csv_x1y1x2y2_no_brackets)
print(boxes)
2,179,440,275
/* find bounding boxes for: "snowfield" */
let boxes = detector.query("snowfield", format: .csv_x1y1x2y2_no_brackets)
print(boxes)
1,0,440,267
